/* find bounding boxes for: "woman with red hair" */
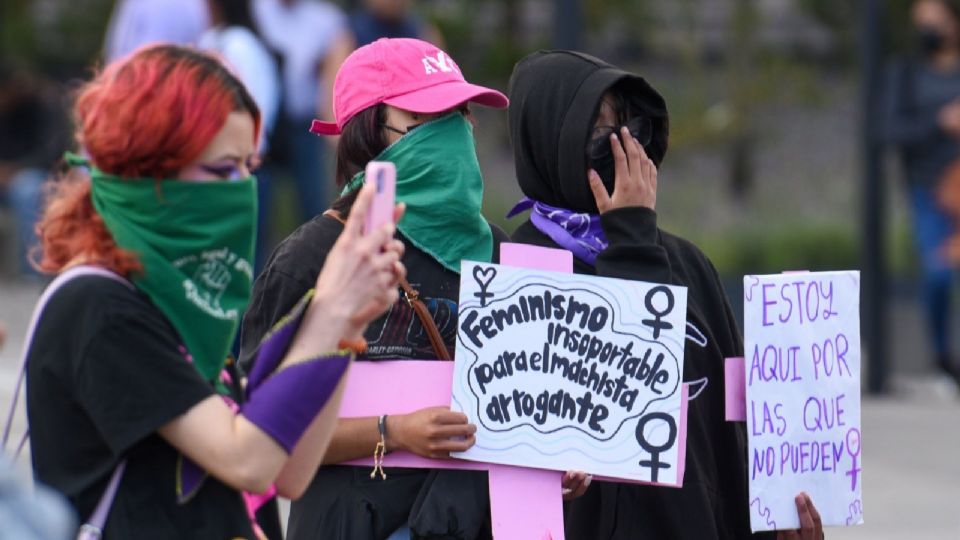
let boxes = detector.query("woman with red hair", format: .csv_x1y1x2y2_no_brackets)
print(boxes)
21,44,405,539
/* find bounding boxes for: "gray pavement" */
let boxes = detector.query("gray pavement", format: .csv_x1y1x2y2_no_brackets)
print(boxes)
1,277,958,539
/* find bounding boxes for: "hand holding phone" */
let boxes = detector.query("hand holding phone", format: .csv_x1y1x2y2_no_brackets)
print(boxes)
362,161,397,236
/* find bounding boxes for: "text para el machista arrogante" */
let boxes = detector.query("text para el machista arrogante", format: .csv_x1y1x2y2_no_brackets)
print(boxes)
459,287,680,440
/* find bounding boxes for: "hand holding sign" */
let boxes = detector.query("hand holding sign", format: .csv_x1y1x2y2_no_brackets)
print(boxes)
777,493,824,540
388,406,477,459
561,471,591,501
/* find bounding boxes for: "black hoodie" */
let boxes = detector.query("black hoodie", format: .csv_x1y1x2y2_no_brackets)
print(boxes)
508,51,774,540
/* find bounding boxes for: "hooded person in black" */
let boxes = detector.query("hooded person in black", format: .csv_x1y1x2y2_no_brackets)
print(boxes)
506,51,821,540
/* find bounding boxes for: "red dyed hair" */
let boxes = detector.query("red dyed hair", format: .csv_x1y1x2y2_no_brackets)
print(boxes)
34,45,261,276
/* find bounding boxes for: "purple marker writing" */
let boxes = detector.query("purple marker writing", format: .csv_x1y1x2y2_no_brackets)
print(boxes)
844,427,862,491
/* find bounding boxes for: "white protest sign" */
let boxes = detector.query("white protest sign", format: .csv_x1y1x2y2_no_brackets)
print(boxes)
743,271,863,531
451,261,688,484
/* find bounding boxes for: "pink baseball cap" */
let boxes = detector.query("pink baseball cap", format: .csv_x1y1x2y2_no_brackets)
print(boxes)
310,38,509,136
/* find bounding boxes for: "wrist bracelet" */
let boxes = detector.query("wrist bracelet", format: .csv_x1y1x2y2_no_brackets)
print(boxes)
338,337,368,355
370,414,387,480
379,414,389,441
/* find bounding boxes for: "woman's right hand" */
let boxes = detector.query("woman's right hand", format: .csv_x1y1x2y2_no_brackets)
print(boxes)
386,406,477,459
312,183,406,341
588,126,658,213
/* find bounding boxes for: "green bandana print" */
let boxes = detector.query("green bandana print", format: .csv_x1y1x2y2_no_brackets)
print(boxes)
342,113,493,273
89,168,257,383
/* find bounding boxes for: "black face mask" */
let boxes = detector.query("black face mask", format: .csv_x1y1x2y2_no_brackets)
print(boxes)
587,116,653,192
918,27,946,56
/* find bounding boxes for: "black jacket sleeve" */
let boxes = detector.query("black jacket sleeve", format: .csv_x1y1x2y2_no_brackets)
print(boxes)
595,206,673,284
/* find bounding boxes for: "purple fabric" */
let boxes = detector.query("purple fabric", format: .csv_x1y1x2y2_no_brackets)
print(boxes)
177,456,206,504
246,316,300,392
245,293,313,393
241,354,351,452
507,197,608,265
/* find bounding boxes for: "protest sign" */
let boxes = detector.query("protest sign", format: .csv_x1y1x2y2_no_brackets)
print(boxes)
743,271,863,531
452,260,688,484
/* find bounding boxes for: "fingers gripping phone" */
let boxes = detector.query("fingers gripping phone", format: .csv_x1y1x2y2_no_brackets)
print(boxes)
363,161,396,236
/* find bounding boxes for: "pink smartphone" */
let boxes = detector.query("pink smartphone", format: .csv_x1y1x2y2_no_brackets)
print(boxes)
363,161,397,236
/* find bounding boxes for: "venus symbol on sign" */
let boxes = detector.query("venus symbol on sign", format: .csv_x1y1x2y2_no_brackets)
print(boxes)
844,427,861,492
635,412,677,482
642,286,675,339
473,266,497,307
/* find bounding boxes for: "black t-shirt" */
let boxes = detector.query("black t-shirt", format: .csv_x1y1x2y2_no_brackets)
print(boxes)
241,215,508,366
27,275,257,539
239,214,507,540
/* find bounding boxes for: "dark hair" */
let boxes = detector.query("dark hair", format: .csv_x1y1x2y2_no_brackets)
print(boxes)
330,104,390,217
599,80,669,167
210,0,261,37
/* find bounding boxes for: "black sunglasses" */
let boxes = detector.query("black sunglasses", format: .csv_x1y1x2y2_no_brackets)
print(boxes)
588,116,654,160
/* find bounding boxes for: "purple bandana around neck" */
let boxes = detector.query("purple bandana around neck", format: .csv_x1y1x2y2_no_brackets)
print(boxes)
507,197,609,265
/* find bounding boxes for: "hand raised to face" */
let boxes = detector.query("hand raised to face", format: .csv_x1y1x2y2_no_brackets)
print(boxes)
588,126,658,214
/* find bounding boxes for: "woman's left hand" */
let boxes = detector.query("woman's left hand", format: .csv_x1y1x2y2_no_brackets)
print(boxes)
561,471,591,500
777,492,823,540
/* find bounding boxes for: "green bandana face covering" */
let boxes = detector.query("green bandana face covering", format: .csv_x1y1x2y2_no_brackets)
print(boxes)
89,167,257,383
342,113,493,272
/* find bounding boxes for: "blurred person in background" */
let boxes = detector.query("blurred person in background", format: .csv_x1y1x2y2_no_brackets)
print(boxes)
200,0,281,269
0,454,75,540
253,0,347,266
104,0,210,63
882,0,960,386
0,65,68,279
348,0,443,49
323,0,445,104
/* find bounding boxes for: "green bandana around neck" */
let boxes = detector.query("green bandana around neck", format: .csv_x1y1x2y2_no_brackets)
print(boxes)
87,164,257,383
342,113,493,273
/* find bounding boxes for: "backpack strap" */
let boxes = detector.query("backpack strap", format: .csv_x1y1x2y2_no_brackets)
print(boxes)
322,210,452,361
2,265,133,454
76,460,127,540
